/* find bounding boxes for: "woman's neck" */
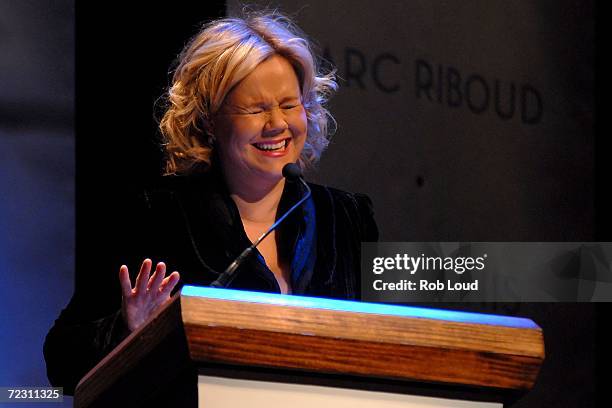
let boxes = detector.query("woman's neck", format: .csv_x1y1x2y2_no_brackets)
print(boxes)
227,177,286,224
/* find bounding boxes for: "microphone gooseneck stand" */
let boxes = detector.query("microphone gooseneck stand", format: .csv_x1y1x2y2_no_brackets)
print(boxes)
209,163,311,288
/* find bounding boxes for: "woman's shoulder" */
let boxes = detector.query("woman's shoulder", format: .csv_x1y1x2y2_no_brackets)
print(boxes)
136,173,218,206
307,182,374,210
307,182,379,242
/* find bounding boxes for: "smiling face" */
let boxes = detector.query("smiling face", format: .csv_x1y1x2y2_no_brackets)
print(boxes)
213,54,307,193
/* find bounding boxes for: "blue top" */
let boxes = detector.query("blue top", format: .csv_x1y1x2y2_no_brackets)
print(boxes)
182,285,538,329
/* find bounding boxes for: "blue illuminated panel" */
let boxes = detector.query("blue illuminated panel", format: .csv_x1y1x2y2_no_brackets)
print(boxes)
181,286,537,329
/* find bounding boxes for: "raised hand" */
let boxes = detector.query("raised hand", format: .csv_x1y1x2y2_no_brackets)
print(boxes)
118,259,180,332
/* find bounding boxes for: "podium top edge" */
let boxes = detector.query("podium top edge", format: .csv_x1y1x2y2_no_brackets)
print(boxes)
181,286,538,329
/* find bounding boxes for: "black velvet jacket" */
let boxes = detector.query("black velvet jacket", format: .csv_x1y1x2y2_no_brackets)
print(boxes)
43,171,378,394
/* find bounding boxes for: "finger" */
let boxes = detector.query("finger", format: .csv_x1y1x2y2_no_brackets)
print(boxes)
159,271,180,297
134,258,152,294
118,265,132,297
147,262,166,292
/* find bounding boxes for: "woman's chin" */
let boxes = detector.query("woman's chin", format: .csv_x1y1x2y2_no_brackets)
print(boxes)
255,163,289,181
251,156,299,180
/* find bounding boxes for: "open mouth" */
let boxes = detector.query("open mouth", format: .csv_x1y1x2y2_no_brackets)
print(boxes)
252,139,289,152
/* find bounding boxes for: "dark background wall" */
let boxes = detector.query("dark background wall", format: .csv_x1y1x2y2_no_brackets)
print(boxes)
227,0,595,242
1,1,74,407
0,1,605,407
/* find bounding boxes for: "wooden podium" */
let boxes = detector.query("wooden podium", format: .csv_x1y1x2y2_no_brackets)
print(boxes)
74,286,544,407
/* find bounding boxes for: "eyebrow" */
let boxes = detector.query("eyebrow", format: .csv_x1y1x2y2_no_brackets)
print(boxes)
279,95,301,103
245,95,301,107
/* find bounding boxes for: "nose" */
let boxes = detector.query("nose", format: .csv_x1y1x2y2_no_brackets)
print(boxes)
263,107,289,135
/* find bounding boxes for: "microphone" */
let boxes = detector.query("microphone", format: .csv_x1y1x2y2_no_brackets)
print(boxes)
282,162,302,181
210,163,312,288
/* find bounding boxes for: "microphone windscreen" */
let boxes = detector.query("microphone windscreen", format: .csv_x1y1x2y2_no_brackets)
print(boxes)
282,163,302,181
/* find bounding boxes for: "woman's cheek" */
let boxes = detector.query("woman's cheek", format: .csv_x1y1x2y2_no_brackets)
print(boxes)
295,111,308,139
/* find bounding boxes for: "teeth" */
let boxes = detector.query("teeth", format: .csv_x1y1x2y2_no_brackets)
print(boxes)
253,140,287,151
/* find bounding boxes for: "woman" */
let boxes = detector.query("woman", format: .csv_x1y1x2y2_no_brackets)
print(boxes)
44,11,378,394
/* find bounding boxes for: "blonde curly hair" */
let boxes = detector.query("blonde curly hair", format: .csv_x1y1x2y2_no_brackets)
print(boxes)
159,11,337,175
